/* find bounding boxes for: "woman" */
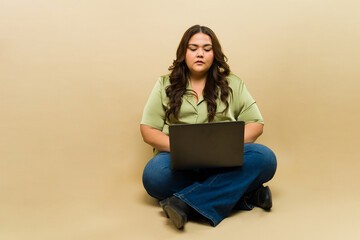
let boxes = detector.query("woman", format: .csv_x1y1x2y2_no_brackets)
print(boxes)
140,25,277,229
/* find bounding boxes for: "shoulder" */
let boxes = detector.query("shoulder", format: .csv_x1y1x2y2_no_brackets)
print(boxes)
157,74,171,87
226,73,244,92
149,74,171,93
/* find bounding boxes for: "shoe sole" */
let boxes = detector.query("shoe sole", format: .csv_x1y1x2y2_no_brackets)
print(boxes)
164,205,187,229
159,199,170,218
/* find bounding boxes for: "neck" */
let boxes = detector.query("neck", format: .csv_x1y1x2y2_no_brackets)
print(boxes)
189,72,207,83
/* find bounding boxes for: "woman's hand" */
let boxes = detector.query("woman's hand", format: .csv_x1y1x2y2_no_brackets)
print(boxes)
141,122,263,152
140,124,170,152
244,122,263,144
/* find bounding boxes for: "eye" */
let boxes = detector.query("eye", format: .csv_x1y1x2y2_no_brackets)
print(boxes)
189,48,197,51
204,48,212,52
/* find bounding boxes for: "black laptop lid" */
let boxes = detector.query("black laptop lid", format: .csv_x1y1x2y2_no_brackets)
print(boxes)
169,121,245,170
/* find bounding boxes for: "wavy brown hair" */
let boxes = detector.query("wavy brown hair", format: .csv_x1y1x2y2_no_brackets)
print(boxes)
165,25,232,122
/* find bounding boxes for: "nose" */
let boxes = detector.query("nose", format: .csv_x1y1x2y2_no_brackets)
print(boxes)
196,48,204,57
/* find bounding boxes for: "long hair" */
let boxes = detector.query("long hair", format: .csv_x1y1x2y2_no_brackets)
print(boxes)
165,25,232,122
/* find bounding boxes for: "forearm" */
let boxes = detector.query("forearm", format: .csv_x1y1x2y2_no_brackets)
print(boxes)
244,122,263,143
140,124,170,152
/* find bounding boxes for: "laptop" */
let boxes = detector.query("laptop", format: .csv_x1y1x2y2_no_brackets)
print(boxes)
169,121,245,170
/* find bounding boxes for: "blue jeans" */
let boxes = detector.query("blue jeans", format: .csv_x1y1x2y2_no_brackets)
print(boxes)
142,143,277,226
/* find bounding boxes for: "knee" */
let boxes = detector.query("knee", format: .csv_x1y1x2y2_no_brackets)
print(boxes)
244,143,277,176
142,153,172,199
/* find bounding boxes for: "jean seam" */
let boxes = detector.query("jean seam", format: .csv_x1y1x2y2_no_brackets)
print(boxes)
208,174,219,186
179,183,201,195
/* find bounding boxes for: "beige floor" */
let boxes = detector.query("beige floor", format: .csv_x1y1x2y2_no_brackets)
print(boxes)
1,147,359,240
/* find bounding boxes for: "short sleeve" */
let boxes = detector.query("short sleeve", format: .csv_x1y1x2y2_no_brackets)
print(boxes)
140,77,166,130
235,80,264,124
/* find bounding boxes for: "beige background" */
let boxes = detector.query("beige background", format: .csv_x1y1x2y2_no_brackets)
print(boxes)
1,0,360,239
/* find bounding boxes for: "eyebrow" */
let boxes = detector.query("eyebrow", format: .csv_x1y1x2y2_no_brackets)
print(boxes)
188,44,212,47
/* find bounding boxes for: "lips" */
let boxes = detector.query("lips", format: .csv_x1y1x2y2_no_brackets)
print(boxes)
195,60,204,64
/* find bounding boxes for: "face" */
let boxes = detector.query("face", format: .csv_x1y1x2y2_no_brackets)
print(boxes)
185,33,214,77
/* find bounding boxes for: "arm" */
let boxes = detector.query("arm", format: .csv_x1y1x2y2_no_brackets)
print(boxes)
244,122,263,143
140,124,170,152
232,77,264,143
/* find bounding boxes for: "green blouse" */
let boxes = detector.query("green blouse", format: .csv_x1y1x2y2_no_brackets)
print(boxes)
141,73,264,137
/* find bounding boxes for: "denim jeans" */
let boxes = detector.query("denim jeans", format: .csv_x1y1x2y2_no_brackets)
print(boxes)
142,143,277,226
